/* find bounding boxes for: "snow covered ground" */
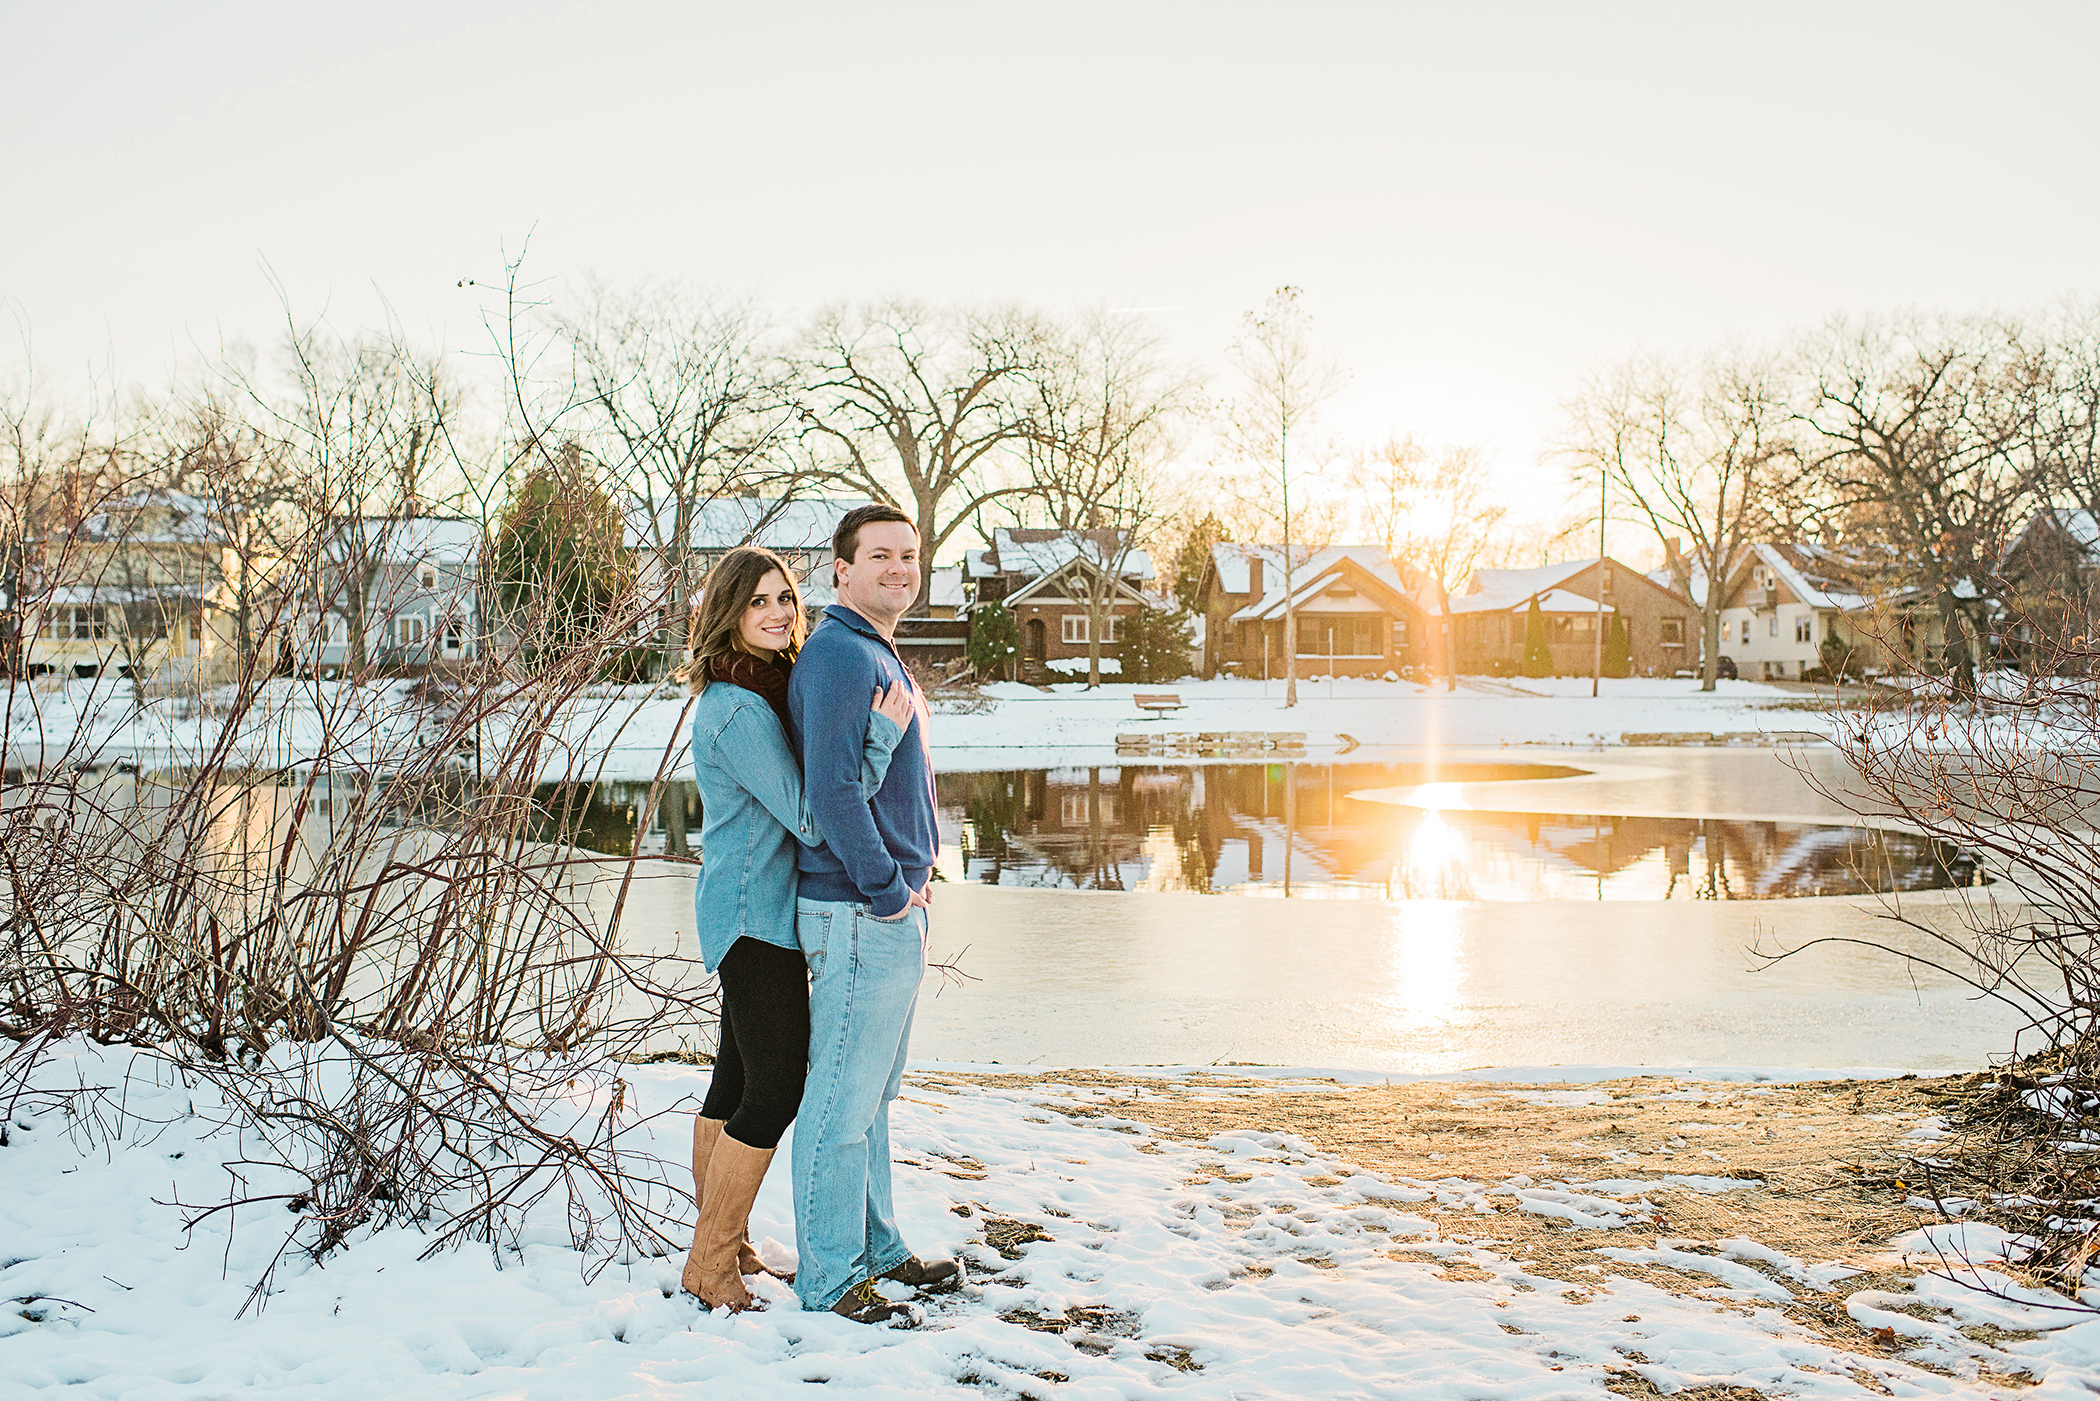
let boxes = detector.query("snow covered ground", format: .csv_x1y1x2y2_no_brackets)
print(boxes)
7,1043,2097,1400
4,675,1836,782
935,677,1833,759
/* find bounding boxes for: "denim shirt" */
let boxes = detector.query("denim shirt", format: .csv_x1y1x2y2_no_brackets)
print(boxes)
689,680,902,972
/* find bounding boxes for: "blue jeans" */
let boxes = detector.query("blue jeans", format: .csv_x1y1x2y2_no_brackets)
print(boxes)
791,897,926,1311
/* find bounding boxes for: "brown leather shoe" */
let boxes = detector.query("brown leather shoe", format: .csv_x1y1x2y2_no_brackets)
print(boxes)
880,1253,960,1289
830,1279,916,1326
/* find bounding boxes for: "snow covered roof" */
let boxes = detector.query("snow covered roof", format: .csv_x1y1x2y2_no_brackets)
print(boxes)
327,517,482,564
1754,544,1839,610
1520,588,1612,615
36,582,209,606
1646,565,1709,607
78,490,230,545
927,565,965,610
1736,543,1872,612
1223,545,1416,622
1457,560,1593,613
986,528,1154,581
624,495,876,552
2006,507,2100,565
1208,542,1305,596
2053,509,2100,552
1446,560,1596,616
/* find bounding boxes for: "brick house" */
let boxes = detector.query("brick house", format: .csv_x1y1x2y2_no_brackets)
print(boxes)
966,528,1155,676
1450,558,1696,677
1996,509,2100,665
1193,543,1434,679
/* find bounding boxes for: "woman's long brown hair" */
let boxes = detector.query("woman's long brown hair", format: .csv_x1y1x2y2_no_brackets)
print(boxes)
682,545,808,694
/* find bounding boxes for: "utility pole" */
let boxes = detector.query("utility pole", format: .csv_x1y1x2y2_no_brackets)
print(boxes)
1592,468,1606,698
1281,422,1296,709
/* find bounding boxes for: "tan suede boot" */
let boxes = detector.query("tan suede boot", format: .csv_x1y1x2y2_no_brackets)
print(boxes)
689,1115,783,1279
682,1134,773,1310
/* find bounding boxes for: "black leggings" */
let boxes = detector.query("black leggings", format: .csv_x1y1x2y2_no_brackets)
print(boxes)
698,937,810,1150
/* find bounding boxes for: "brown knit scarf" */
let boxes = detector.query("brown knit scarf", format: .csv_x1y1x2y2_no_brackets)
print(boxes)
707,650,794,731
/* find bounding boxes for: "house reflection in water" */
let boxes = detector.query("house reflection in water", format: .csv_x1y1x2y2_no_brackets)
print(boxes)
530,780,702,859
938,764,1983,901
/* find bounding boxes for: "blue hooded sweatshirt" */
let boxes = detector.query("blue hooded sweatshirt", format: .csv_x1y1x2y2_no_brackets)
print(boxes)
788,604,938,917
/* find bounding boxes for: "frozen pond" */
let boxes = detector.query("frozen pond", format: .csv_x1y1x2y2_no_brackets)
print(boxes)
931,761,1980,900
582,745,2025,1075
535,746,1981,902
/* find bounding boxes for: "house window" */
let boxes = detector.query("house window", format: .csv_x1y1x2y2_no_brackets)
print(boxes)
418,563,438,589
1062,615,1088,644
1795,616,1813,643
397,615,429,646
1101,613,1123,644
442,622,465,652
43,605,110,641
1300,617,1386,656
1393,618,1408,647
1768,615,1778,637
1659,617,1685,646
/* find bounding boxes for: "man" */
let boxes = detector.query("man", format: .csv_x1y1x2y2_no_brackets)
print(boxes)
787,502,959,1324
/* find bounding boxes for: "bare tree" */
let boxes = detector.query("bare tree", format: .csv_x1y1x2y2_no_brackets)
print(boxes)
1562,352,1787,691
1347,434,1428,560
1220,287,1344,707
249,326,454,674
555,283,786,675
1382,441,1507,691
797,301,1046,612
1022,312,1194,687
1792,313,2046,671
2035,302,2100,522
159,393,307,678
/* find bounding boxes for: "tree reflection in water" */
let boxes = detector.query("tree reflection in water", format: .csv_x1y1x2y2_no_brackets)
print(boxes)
525,762,1983,900
937,763,1984,901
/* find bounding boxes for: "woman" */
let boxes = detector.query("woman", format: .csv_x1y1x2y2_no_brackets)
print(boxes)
679,544,912,1312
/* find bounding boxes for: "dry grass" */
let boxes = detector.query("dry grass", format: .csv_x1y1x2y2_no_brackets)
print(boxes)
916,1067,2043,1370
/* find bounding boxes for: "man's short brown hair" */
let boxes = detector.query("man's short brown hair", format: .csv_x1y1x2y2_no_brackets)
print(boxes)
832,502,916,564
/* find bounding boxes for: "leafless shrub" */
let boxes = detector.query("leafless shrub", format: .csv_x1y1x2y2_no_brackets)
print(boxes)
1781,598,2100,1303
0,328,713,1296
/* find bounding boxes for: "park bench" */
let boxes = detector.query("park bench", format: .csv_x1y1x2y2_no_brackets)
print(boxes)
1132,692,1186,716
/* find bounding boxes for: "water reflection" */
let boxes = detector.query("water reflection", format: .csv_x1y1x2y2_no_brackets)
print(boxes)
936,764,1984,901
528,780,700,859
524,763,1985,900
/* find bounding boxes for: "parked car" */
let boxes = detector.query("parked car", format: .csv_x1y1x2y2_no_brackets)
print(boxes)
1714,655,1738,680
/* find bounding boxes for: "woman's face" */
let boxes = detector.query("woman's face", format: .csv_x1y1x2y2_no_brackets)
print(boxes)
736,569,797,654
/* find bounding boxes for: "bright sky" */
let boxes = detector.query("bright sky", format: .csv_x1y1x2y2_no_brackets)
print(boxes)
6,1,2097,531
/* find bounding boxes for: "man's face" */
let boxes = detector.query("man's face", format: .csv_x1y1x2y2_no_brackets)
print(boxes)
834,521,921,625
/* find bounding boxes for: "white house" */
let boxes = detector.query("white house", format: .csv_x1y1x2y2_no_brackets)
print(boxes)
624,495,878,612
304,517,483,675
1711,543,1873,680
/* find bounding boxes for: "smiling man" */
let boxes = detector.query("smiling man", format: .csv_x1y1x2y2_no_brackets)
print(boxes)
785,502,957,1324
